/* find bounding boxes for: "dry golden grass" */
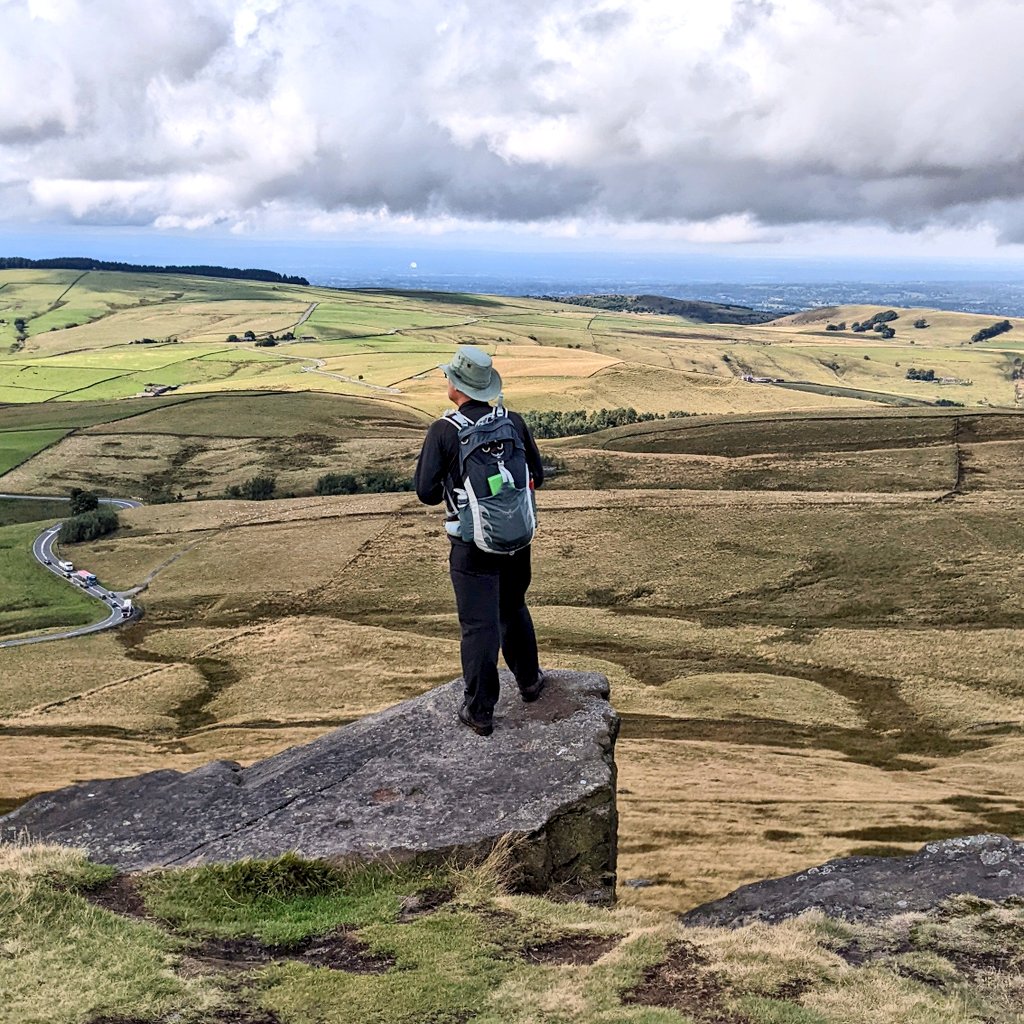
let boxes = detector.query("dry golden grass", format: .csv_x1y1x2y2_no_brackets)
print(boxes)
547,441,958,493
4,468,1024,917
4,663,206,734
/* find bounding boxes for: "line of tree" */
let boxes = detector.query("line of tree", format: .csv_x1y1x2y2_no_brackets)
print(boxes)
315,469,414,495
0,256,309,287
970,320,1013,343
226,331,294,344
522,407,695,439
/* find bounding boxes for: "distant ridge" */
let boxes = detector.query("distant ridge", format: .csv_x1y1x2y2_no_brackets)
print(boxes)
0,256,309,287
542,293,786,325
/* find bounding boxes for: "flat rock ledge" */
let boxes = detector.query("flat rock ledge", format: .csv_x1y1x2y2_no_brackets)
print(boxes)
683,834,1024,927
0,670,619,902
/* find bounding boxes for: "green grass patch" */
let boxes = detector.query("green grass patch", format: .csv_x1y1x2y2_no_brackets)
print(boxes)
5,848,1023,1024
0,385,64,403
0,497,70,527
0,428,69,476
0,521,100,638
140,853,453,944
0,849,213,1024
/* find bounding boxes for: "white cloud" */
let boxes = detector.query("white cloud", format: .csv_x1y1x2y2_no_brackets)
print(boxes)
2,0,1024,247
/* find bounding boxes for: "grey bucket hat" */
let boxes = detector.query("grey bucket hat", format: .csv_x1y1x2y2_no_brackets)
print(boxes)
439,345,502,401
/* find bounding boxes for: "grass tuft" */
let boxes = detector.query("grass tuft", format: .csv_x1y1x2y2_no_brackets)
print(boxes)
140,852,453,945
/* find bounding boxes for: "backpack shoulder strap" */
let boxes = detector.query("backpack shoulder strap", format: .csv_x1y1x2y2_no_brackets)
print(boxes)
444,409,473,430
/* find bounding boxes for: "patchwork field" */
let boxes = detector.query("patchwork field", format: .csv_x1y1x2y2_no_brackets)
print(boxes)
3,405,1023,915
4,270,1022,430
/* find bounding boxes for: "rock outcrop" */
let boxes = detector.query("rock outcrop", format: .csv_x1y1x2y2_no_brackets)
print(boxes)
683,834,1024,926
1,670,619,901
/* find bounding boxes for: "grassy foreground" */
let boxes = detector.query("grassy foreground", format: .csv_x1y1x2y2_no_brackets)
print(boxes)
2,844,1022,1024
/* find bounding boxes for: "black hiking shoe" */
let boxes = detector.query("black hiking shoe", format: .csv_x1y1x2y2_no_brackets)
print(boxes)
458,700,493,737
519,671,546,704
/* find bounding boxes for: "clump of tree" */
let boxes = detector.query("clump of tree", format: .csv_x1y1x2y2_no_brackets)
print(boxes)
906,367,936,381
315,469,413,496
971,320,1013,343
914,318,930,329
59,506,119,544
255,339,278,347
69,488,99,515
935,399,964,407
522,407,693,439
225,474,277,500
129,337,159,345
825,322,847,331
851,310,899,334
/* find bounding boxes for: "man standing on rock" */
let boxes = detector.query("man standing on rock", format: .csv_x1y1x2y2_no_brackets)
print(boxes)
415,345,546,737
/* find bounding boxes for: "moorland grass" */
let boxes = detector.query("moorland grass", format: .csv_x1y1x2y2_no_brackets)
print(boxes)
0,847,215,1024
0,428,70,476
3,846,1023,1024
141,853,455,944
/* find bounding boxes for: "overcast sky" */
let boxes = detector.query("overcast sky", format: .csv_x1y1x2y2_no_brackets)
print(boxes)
3,0,1024,265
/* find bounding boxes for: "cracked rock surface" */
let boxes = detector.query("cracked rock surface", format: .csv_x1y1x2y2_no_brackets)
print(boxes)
682,834,1024,926
0,670,619,901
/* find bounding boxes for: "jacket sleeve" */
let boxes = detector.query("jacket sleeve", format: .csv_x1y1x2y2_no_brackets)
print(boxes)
414,421,449,505
516,415,545,489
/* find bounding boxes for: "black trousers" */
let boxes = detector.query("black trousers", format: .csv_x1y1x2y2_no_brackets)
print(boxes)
449,541,540,720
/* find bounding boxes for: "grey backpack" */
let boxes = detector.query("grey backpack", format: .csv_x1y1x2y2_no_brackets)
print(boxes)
444,405,537,554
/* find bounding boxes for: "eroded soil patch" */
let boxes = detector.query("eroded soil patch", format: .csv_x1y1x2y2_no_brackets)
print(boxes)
84,874,149,918
397,885,455,921
187,928,395,974
622,941,751,1023
521,933,618,965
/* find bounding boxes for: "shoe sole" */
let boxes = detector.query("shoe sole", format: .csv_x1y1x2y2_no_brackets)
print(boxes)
458,709,493,736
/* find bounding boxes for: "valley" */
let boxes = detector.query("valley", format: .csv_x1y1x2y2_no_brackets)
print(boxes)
2,271,1023,917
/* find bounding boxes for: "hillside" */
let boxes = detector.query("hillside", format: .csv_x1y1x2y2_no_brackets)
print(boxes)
3,403,1024,915
3,279,1024,1024
0,255,309,286
3,270,1021,421
547,293,785,324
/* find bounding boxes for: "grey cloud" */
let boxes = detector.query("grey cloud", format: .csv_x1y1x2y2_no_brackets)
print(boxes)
1,0,1023,240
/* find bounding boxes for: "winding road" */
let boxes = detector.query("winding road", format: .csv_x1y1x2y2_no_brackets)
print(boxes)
0,495,143,650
